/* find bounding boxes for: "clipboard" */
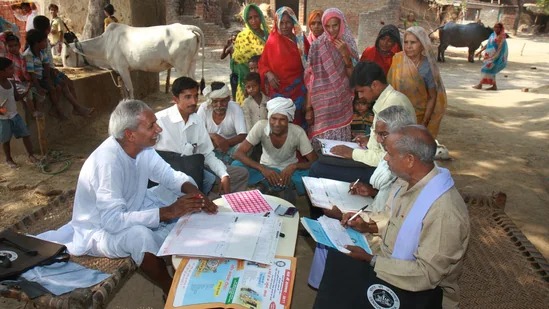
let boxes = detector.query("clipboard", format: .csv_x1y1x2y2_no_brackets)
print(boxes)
165,256,297,309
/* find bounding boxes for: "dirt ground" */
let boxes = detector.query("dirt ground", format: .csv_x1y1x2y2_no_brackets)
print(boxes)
0,35,548,308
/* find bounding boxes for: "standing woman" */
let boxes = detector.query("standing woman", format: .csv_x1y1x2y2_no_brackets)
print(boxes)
473,22,508,91
306,8,358,142
232,4,269,104
306,9,324,44
360,24,402,75
259,6,309,128
387,26,447,138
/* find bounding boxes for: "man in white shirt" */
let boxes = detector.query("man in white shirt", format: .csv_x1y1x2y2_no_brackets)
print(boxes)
197,81,247,164
70,99,218,296
232,98,317,202
155,76,248,196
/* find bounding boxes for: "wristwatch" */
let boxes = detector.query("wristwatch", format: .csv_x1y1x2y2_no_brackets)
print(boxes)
370,255,377,267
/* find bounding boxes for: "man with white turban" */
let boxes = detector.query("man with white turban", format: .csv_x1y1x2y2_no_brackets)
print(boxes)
232,97,318,201
197,81,247,164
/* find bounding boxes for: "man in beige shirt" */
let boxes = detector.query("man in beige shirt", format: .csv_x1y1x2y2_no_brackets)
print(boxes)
315,125,470,309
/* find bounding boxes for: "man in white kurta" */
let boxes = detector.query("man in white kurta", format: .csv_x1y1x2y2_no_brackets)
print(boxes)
197,82,247,164
70,99,217,295
154,76,248,197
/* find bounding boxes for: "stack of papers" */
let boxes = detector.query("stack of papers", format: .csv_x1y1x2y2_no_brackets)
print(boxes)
301,216,371,254
158,212,281,264
222,189,272,213
318,138,364,158
302,176,374,212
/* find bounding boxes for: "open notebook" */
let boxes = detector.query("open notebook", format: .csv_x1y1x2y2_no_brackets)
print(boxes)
301,216,371,254
302,176,374,212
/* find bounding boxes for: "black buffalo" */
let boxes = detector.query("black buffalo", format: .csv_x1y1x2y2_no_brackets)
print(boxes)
437,22,493,63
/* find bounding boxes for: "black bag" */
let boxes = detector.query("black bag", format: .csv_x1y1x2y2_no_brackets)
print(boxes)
61,20,78,44
0,230,70,281
314,248,443,309
150,151,205,192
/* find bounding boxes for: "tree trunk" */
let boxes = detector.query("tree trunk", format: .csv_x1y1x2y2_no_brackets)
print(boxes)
82,0,107,39
513,0,523,35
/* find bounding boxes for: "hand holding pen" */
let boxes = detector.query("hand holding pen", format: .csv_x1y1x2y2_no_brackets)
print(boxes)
341,205,376,233
348,179,360,193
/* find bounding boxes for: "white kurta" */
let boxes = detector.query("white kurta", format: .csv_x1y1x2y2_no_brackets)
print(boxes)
70,137,195,265
196,100,247,139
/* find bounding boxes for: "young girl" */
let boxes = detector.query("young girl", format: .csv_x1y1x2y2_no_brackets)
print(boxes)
103,4,119,31
350,95,374,139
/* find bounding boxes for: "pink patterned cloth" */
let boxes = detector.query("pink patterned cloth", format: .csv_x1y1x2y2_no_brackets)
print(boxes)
307,8,357,139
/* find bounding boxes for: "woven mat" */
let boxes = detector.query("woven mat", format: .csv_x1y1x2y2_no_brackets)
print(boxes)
459,194,549,308
0,191,137,309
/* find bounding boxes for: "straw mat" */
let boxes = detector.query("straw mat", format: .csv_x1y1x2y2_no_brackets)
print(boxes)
459,193,549,308
0,191,137,309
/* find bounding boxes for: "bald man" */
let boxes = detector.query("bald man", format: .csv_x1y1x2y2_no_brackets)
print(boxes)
315,125,470,309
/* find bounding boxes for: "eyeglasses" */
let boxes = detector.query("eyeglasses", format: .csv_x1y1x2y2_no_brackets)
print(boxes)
374,130,389,140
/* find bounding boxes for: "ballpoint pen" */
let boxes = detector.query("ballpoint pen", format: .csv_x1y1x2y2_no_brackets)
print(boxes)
347,205,369,223
348,179,360,193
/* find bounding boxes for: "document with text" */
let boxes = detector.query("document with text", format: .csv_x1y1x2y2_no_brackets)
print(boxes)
302,176,374,212
158,212,281,265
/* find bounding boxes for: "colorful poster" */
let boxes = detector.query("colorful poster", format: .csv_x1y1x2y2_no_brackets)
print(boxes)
172,257,295,309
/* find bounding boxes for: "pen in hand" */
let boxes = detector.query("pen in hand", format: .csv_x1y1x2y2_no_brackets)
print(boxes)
348,179,360,193
346,205,369,224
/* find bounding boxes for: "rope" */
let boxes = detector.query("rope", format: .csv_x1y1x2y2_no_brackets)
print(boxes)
36,150,73,175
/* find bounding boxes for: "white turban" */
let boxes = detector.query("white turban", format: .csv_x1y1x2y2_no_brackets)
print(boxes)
202,84,231,104
265,97,296,135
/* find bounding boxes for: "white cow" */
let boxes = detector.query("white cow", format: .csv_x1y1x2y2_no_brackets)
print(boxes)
62,23,205,98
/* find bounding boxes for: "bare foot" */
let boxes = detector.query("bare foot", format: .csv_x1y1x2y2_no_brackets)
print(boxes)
486,86,498,91
472,84,482,90
6,160,18,169
28,155,39,164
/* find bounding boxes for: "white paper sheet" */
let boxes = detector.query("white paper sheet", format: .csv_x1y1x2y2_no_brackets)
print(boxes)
302,176,374,212
158,212,281,264
317,138,363,158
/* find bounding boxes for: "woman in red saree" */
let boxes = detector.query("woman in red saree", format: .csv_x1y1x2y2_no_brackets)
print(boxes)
360,24,402,75
259,6,309,128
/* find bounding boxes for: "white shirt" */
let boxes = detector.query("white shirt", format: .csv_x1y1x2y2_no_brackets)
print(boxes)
247,120,314,171
155,105,229,179
0,81,18,119
25,11,37,32
70,136,195,256
196,100,247,139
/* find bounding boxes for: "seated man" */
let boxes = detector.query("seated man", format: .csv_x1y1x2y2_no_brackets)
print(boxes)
70,99,218,296
232,97,317,202
307,105,417,289
154,76,249,197
197,81,247,164
314,125,470,309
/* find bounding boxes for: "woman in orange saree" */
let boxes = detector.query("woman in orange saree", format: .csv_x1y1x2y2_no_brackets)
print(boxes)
387,26,447,138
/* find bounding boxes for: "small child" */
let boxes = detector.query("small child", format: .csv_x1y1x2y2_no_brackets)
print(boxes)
248,55,260,74
2,32,42,117
103,4,119,31
242,72,268,132
0,57,38,168
350,94,374,139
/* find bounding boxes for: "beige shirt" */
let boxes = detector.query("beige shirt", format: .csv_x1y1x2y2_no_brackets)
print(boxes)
374,167,470,308
48,17,66,45
242,93,269,131
352,85,415,167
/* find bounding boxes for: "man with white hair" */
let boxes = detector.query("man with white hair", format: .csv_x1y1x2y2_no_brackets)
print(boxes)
232,97,318,201
197,81,247,164
70,99,218,296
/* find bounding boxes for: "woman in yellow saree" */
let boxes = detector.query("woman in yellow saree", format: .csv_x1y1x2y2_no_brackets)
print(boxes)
232,4,269,104
387,26,447,138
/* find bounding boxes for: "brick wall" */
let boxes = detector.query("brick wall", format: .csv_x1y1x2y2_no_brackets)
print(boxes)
0,1,28,49
357,0,402,52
